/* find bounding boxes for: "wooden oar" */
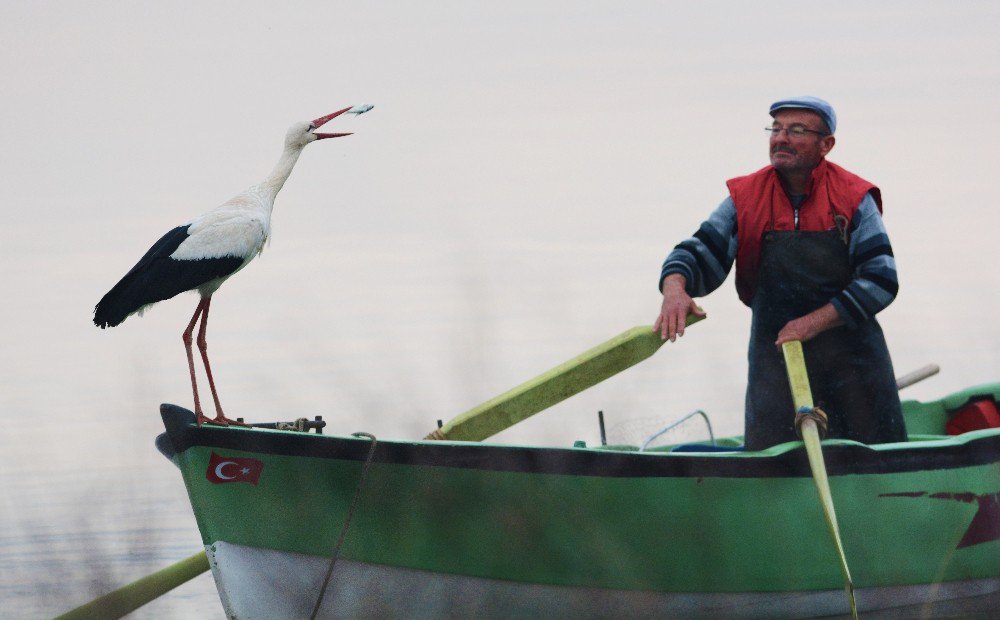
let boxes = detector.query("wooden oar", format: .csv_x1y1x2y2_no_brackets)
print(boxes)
781,341,858,619
896,363,940,390
426,317,704,441
56,551,209,619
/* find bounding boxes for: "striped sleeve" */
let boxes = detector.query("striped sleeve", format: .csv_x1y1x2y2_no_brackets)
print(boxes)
658,197,738,297
830,193,899,328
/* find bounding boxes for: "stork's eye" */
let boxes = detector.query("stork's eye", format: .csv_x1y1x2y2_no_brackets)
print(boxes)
307,123,315,131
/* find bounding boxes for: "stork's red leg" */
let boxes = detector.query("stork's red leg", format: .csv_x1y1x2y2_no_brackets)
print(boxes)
196,297,246,426
183,298,214,426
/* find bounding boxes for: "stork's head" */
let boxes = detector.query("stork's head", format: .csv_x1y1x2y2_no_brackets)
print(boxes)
285,107,356,149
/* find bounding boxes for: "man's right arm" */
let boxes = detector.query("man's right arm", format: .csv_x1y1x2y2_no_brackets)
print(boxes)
654,197,737,340
655,273,706,341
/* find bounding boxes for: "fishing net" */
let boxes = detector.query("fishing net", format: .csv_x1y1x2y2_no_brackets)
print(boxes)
603,410,715,450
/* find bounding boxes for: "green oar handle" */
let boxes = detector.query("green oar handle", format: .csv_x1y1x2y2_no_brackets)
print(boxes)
56,551,209,620
427,316,704,442
781,341,858,620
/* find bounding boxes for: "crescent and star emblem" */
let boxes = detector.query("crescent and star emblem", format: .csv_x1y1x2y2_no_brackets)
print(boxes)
214,461,238,480
207,453,263,485
214,461,254,480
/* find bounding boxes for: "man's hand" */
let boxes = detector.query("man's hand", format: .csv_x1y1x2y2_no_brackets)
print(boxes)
654,274,706,342
774,303,844,346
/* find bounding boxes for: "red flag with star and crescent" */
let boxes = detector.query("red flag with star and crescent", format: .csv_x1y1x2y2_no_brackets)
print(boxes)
206,452,264,485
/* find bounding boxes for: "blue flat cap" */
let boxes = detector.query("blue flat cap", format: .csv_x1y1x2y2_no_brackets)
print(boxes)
769,96,836,134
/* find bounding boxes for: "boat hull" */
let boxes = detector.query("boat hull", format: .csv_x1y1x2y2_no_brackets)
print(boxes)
206,541,999,618
158,385,1000,617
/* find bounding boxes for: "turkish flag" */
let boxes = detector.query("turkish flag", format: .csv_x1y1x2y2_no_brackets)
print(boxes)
206,452,264,485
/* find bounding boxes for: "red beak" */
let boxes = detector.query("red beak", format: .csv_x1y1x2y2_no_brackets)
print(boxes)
311,106,354,139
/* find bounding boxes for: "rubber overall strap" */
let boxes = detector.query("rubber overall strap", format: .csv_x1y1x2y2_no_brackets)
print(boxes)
781,340,858,620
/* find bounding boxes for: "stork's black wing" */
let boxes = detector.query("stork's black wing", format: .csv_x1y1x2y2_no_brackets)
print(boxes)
93,225,244,328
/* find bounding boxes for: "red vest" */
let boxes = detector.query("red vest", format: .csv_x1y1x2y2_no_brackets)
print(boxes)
726,159,881,306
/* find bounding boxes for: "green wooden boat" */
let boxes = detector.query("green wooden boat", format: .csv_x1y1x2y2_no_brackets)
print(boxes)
157,381,1000,617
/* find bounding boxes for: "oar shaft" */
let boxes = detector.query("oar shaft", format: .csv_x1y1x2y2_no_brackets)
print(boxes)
799,418,851,578
896,363,940,390
56,551,209,620
781,341,858,619
428,318,704,441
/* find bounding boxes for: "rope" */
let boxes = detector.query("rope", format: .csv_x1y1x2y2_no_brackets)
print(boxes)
310,432,378,620
276,418,308,432
795,406,829,439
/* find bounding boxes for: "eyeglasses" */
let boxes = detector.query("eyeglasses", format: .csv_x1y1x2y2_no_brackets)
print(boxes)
765,125,829,138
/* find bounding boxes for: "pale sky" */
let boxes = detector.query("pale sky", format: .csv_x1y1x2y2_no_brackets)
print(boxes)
1,1,998,444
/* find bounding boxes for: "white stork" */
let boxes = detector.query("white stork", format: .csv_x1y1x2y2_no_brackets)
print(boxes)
94,105,370,426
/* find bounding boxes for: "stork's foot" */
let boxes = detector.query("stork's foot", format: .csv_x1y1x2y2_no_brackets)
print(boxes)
208,414,249,427
196,412,226,427
194,407,250,427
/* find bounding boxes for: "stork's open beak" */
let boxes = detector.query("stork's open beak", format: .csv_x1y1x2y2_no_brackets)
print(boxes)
310,107,354,139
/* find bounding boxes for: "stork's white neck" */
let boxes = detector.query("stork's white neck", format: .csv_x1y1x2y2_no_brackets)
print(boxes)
255,142,308,207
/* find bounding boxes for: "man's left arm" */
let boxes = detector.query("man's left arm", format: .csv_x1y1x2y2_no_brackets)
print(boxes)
775,193,898,346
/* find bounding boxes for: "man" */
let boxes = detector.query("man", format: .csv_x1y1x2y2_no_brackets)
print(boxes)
654,96,907,450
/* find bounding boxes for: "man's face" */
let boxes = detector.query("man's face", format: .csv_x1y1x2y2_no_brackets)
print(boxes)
769,109,836,174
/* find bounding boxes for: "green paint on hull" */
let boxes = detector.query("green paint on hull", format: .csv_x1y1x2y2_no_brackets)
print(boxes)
167,437,999,595
191,456,991,589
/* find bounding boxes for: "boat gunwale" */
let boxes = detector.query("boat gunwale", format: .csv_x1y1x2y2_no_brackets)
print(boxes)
159,403,1000,480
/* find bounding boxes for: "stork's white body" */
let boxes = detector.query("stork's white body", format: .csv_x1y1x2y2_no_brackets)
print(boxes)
172,142,306,297
94,107,364,424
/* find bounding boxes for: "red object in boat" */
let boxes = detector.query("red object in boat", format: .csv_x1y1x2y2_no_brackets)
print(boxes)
946,397,1000,435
